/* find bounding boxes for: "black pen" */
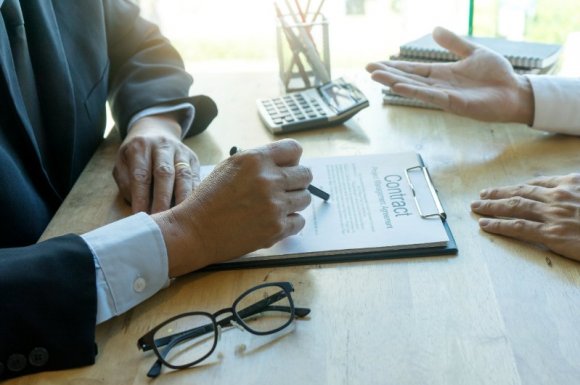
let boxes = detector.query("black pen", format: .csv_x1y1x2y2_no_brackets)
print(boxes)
229,146,330,201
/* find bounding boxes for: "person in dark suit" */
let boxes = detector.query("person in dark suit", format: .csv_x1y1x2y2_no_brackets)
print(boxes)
0,0,313,380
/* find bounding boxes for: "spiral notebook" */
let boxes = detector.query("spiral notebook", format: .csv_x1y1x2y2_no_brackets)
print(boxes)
399,33,562,70
388,55,550,75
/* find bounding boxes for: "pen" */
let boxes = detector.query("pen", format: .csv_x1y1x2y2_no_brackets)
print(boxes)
229,146,330,201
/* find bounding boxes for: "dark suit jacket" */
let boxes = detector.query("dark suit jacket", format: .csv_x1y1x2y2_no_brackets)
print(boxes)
0,0,217,380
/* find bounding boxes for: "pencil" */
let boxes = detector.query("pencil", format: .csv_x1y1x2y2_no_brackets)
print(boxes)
294,0,305,21
229,146,330,201
274,1,311,87
310,0,325,22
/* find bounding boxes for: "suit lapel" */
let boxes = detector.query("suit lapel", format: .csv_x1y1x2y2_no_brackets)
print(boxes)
21,0,77,195
0,13,44,159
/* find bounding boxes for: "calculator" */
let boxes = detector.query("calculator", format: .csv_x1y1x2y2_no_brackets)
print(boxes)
256,78,369,134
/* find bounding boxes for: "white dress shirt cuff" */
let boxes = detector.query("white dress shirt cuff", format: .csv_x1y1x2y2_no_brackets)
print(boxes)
526,75,580,135
81,212,169,324
127,103,195,139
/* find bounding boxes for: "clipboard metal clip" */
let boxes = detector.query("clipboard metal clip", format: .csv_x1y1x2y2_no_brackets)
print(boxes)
404,165,447,220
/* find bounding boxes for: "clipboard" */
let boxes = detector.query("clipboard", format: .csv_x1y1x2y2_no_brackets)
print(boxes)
201,152,457,271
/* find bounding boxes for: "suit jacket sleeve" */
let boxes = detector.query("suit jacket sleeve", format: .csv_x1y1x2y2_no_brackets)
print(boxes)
0,235,97,380
104,0,217,139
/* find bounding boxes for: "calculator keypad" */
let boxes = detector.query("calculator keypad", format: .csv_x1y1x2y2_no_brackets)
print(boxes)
260,93,328,127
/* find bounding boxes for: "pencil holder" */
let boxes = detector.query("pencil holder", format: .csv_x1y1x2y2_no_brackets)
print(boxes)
276,13,331,93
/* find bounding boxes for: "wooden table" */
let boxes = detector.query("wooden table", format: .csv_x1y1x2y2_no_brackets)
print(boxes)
8,68,580,385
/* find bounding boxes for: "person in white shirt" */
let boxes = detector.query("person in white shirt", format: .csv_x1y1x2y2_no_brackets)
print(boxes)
366,26,580,262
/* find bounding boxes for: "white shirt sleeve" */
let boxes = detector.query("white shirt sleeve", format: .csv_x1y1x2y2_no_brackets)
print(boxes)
80,213,170,324
127,102,195,138
526,75,580,135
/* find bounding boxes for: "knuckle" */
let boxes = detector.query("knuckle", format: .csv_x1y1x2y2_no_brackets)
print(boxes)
154,163,175,179
542,223,567,241
485,188,499,198
122,137,147,155
507,197,521,208
551,187,573,201
236,149,264,170
175,166,194,179
286,195,295,209
131,168,151,184
511,219,527,231
549,205,571,217
158,136,171,145
301,166,313,184
280,168,290,185
545,222,564,234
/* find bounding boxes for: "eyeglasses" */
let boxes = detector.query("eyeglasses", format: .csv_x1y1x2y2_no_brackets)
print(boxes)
137,281,310,378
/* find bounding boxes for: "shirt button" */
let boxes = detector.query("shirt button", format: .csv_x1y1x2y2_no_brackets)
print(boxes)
133,277,146,293
29,347,49,367
7,354,26,372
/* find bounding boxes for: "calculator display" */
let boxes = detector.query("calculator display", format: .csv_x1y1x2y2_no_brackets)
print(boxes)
319,82,358,112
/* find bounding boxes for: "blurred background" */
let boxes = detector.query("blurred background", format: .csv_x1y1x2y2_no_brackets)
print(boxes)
133,0,580,72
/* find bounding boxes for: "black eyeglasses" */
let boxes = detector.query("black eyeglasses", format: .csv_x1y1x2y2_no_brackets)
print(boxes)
137,282,311,378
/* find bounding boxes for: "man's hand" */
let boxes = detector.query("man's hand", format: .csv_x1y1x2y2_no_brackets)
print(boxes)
471,174,580,261
152,139,313,277
113,114,199,214
366,26,535,125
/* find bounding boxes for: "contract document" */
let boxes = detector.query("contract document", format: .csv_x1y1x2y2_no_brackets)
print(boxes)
203,152,456,269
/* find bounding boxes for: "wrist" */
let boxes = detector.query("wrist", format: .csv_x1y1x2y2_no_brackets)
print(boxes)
514,75,535,126
128,113,183,140
152,207,210,278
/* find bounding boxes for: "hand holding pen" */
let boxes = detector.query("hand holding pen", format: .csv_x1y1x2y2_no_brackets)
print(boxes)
230,145,330,201
153,139,314,276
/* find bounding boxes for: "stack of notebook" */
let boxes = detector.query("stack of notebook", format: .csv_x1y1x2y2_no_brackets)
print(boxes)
384,33,562,109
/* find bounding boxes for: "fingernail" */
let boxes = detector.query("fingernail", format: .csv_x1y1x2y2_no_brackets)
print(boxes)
479,189,488,198
479,218,490,227
471,201,481,209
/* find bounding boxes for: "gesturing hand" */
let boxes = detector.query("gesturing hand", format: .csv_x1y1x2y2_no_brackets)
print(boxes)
471,174,580,261
366,26,534,125
113,114,199,214
153,139,314,277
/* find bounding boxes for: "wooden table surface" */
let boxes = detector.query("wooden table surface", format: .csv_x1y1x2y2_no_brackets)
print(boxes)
8,66,580,385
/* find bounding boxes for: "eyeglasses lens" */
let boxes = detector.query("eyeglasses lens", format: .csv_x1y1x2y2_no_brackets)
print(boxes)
235,286,293,333
153,313,216,367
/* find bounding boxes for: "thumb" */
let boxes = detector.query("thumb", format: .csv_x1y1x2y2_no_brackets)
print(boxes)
432,26,477,59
